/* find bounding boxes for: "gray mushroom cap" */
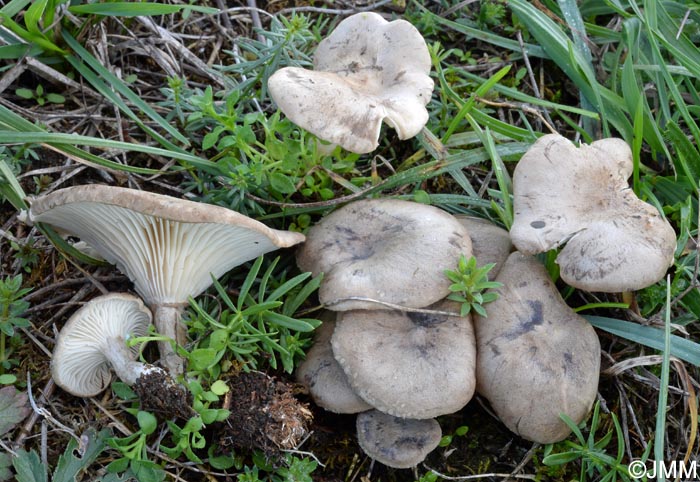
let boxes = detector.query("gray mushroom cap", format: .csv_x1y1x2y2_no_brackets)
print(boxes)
332,299,476,419
51,293,152,397
268,12,433,154
454,215,512,277
297,199,473,311
356,410,442,469
510,134,676,292
295,313,372,414
474,252,601,444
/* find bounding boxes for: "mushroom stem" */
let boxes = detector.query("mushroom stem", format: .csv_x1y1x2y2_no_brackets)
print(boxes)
102,336,154,385
153,305,187,376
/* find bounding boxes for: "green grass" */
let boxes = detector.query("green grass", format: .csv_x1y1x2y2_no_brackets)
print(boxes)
0,0,698,480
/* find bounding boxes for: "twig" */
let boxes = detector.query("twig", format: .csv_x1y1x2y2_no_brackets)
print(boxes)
323,296,463,316
276,0,394,16
14,378,55,447
423,465,537,480
516,30,555,130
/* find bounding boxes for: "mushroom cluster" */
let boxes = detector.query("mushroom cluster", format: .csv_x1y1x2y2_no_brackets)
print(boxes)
296,198,481,467
268,12,433,154
294,135,676,468
27,184,305,401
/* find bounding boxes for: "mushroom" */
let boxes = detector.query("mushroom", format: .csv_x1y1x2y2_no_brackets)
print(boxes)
356,409,442,469
268,12,433,154
296,312,373,414
297,199,473,311
51,293,161,397
29,185,305,375
474,252,601,444
331,299,476,419
454,215,512,277
510,134,676,292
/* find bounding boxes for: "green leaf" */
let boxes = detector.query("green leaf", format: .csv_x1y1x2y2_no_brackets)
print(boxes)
0,385,31,437
12,449,47,482
0,452,12,482
68,2,218,16
264,312,317,332
15,88,34,99
189,348,218,371
269,172,297,194
210,380,229,396
542,451,582,465
137,411,158,436
53,428,109,482
585,315,700,366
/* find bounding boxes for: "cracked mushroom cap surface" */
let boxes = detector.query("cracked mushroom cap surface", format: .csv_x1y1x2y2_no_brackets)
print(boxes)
474,252,601,444
51,293,152,397
268,12,433,153
295,313,372,414
29,185,305,306
510,134,676,292
356,410,442,469
297,199,473,311
332,299,476,419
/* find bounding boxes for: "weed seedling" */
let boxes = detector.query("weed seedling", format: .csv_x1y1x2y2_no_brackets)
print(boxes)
0,275,31,384
445,255,502,317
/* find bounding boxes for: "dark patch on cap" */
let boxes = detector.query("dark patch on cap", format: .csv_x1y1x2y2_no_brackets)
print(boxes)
530,220,546,229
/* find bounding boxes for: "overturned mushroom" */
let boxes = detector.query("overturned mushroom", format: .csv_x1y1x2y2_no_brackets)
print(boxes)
268,12,433,154
474,252,601,444
510,134,676,292
30,185,305,375
332,300,476,419
356,409,442,469
297,199,472,311
296,313,372,414
52,293,173,399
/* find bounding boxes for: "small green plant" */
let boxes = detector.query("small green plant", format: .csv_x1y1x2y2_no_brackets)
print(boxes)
15,84,66,106
541,401,647,482
10,428,108,482
444,255,502,317
438,424,469,448
0,275,31,384
186,256,322,376
106,410,165,482
238,453,318,482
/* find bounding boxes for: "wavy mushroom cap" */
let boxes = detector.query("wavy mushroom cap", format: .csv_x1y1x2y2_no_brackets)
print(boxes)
332,299,476,419
268,12,433,153
29,185,305,306
297,199,473,311
295,313,372,414
510,134,676,292
356,410,442,469
51,293,152,397
474,252,601,444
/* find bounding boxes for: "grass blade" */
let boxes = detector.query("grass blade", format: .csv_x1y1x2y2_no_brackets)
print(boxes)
585,315,700,366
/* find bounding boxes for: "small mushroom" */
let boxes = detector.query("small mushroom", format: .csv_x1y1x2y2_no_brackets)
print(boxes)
474,252,601,444
510,134,676,292
454,215,512,277
297,199,473,311
332,300,476,419
296,313,373,413
356,409,442,469
51,293,160,397
268,12,433,154
29,185,305,375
